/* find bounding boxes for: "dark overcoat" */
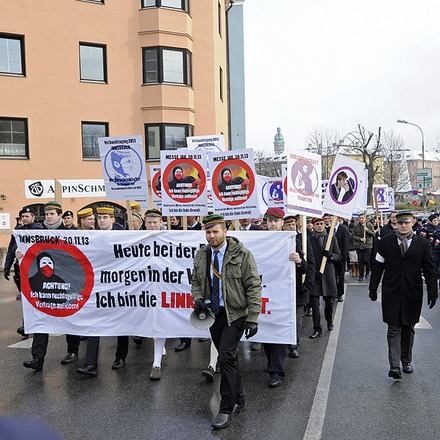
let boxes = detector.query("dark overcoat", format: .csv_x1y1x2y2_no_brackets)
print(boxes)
309,234,341,297
369,233,438,325
295,234,315,305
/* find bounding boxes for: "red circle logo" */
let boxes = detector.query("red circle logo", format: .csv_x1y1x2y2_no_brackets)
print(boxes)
163,159,206,203
152,170,162,198
20,242,94,317
211,159,255,206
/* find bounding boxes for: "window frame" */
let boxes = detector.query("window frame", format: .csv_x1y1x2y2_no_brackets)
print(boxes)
0,117,29,159
144,123,194,160
79,42,107,83
0,33,26,76
141,0,189,12
142,46,192,86
81,121,109,160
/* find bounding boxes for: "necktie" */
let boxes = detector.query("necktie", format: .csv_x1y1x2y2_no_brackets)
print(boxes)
211,251,221,315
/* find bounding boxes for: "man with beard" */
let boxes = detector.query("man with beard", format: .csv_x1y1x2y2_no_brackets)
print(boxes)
191,214,261,429
4,207,43,336
23,201,81,371
369,210,437,379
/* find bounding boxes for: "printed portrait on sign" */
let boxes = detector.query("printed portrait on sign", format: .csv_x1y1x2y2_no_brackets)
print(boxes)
330,169,356,204
291,159,318,196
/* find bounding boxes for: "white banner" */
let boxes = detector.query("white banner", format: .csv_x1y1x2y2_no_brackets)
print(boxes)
160,150,208,216
352,169,369,214
286,149,322,216
25,179,106,199
15,230,296,344
208,149,259,219
98,135,149,203
322,154,366,218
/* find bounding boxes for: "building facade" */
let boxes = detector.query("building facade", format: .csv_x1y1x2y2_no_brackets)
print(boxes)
0,0,244,249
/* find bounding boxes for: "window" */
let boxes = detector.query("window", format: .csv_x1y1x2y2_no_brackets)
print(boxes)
143,47,192,86
0,118,28,158
82,122,108,159
0,34,25,75
145,124,193,160
141,0,189,12
80,43,107,82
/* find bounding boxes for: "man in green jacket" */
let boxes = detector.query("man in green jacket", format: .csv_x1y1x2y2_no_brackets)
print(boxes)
191,214,261,430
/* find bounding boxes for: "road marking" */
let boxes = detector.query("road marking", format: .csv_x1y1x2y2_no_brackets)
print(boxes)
303,287,345,440
416,316,432,329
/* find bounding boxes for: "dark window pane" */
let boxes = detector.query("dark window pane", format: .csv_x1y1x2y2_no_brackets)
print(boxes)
82,122,107,158
144,49,158,83
165,125,186,149
0,118,27,157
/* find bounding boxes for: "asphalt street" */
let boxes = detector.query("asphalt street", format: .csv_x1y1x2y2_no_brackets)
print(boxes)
1,273,440,440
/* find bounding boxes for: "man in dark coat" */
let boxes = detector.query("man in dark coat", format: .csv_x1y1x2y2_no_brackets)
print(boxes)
380,211,398,238
308,217,341,338
369,210,438,380
334,216,350,301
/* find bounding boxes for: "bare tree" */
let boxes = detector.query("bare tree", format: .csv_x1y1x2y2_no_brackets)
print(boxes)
253,149,284,177
306,126,341,179
381,130,411,193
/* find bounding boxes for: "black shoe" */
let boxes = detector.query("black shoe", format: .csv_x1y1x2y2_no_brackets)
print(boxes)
327,323,334,331
211,413,231,429
23,357,43,371
388,367,402,380
111,359,125,370
202,365,215,382
174,342,191,352
289,348,300,358
402,362,413,374
76,365,98,376
337,296,344,302
309,331,322,339
17,327,29,338
358,276,364,281
269,377,283,388
61,352,79,365
133,336,143,346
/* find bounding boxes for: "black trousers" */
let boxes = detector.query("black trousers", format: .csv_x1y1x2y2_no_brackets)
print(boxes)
209,308,246,414
310,296,334,332
356,249,371,277
262,343,286,381
32,333,80,361
387,324,415,368
115,336,129,360
84,336,100,367
335,260,346,297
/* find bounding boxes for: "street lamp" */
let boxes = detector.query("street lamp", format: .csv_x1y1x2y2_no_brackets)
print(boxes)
397,119,425,207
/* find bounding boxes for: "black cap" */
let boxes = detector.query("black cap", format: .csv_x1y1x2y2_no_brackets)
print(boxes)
19,207,35,217
62,211,74,219
428,214,438,222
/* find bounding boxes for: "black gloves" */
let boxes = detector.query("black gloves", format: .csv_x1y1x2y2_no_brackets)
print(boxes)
4,269,10,281
369,290,377,301
244,322,258,339
428,298,437,309
322,250,332,259
193,298,206,314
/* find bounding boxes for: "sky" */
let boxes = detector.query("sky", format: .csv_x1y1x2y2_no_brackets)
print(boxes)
243,0,440,155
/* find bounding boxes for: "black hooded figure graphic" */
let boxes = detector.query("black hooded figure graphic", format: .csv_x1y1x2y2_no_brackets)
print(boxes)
29,252,68,304
168,166,184,190
217,167,232,194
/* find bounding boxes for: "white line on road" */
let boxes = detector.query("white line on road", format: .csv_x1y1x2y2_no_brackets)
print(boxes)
303,288,345,440
8,334,63,349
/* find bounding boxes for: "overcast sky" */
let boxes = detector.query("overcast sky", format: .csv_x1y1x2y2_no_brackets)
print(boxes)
243,0,440,155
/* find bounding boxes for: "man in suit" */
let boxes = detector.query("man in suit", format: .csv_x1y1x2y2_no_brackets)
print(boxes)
308,217,341,339
369,210,437,379
238,218,261,231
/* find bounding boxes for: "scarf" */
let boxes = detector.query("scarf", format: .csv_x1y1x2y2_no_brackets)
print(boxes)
395,229,414,255
315,231,327,249
43,218,63,230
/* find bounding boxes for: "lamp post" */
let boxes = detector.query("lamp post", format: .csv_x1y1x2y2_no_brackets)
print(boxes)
397,119,425,207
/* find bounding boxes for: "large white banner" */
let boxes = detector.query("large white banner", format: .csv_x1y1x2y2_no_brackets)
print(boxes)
98,135,149,203
160,150,208,216
286,149,322,216
322,154,366,218
15,230,296,344
208,149,260,219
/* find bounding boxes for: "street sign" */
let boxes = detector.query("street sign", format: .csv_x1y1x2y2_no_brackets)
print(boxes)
416,168,432,189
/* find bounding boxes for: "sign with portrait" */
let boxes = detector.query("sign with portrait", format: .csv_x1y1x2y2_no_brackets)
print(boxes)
286,149,322,216
149,165,162,208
